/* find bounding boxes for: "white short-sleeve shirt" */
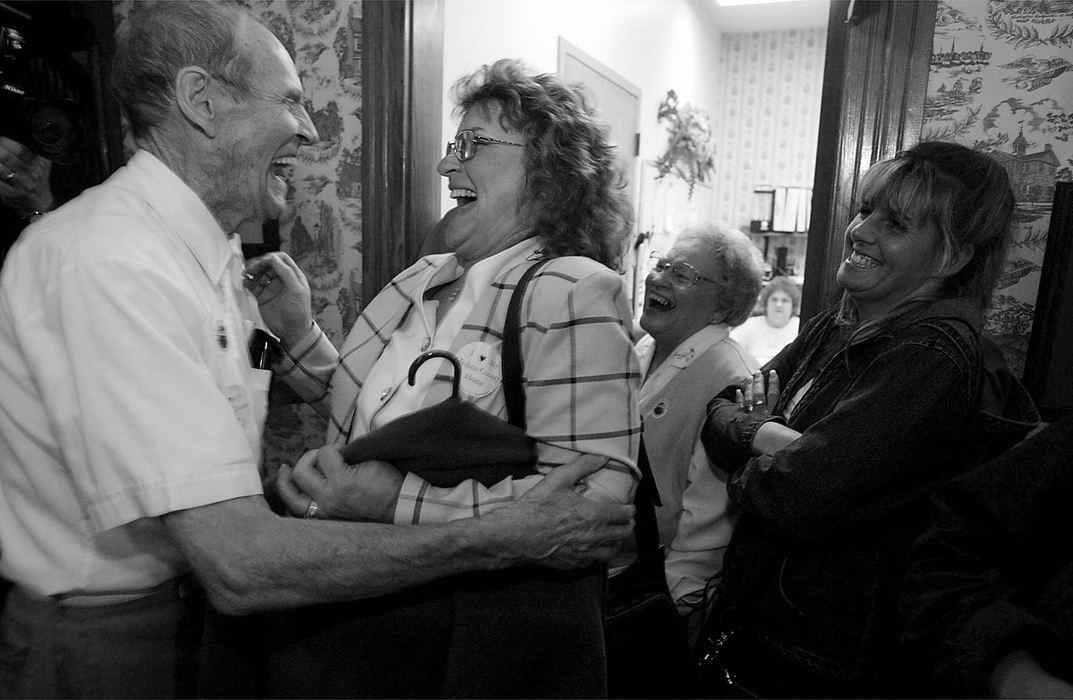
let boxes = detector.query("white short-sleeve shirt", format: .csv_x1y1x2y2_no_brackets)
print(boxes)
0,150,264,597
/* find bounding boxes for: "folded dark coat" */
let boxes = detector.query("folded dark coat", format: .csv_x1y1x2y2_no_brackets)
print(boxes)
340,397,538,487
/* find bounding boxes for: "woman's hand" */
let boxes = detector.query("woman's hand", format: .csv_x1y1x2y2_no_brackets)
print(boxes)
275,445,404,523
735,369,780,416
732,370,800,456
243,251,313,346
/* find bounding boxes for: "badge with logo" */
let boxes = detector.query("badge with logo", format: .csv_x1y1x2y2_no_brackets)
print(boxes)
456,341,502,398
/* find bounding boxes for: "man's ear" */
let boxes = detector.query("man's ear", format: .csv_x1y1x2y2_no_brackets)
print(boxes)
939,243,974,278
174,66,217,138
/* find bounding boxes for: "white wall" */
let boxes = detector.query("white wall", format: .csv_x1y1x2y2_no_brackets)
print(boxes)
438,0,725,215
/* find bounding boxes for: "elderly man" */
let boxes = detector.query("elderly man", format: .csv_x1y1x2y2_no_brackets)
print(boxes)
0,3,632,698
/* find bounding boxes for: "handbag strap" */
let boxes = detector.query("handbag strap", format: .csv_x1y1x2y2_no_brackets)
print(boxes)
502,259,548,429
501,257,663,554
633,437,663,553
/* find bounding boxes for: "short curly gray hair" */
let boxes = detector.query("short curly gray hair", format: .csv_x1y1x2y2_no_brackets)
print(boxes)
675,221,764,328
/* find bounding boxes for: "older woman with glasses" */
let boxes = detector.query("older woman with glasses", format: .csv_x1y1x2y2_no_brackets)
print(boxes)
635,223,762,624
244,57,639,697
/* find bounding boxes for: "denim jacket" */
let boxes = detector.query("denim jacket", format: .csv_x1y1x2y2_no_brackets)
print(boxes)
700,297,1039,694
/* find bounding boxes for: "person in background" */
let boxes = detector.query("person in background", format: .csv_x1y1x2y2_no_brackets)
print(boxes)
244,57,639,697
730,274,800,366
635,222,761,623
696,141,1039,697
0,6,633,698
901,413,1073,698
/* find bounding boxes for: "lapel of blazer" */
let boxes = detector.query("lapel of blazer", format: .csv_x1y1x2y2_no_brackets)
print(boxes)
329,256,449,442
423,257,538,410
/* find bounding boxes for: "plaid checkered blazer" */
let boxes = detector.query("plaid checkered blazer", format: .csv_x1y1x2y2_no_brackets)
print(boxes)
278,250,642,521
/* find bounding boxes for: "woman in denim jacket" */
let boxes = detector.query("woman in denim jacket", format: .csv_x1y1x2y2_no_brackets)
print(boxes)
696,142,1039,698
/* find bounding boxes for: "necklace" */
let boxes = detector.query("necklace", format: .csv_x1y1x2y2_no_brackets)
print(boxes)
432,276,465,304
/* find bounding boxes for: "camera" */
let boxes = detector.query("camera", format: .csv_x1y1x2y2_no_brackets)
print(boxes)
0,20,82,164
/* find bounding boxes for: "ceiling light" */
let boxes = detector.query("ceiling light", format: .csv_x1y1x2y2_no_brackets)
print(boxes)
714,0,810,6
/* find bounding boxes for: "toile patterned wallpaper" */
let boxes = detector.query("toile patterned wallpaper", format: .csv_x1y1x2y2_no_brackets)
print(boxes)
924,0,1073,378
114,0,365,471
713,27,827,274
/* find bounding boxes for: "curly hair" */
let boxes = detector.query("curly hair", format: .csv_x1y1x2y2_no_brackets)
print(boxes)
113,1,256,140
451,59,632,269
675,221,764,328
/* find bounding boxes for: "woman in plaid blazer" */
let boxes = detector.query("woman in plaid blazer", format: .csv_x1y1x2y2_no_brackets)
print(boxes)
245,58,642,697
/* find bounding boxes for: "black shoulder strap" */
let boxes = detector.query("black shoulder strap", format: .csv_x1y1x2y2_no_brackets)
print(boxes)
502,258,663,554
632,437,663,553
502,259,547,429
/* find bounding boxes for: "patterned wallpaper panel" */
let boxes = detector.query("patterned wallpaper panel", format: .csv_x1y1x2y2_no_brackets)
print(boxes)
113,0,365,471
712,27,826,275
923,0,1073,377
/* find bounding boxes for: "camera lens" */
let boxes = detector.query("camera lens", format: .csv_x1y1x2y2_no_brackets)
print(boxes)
29,102,76,163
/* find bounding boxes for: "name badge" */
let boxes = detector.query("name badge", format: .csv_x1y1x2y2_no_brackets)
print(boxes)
456,341,502,398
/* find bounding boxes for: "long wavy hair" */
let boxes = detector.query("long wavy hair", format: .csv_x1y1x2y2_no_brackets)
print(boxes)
838,141,1015,332
452,59,632,269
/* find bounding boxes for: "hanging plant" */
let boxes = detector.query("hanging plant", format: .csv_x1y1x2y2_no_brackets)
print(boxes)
653,90,716,199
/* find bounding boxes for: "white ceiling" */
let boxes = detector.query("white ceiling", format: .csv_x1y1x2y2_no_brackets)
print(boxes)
699,0,832,33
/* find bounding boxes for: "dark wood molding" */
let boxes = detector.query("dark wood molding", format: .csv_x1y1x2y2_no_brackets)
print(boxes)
801,0,937,323
360,0,443,305
1023,182,1073,421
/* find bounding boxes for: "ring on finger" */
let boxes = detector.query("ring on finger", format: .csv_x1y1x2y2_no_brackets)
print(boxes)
303,499,319,519
3,171,14,182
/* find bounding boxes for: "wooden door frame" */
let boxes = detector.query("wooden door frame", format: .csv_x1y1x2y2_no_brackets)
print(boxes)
360,0,939,322
360,0,444,305
801,0,937,322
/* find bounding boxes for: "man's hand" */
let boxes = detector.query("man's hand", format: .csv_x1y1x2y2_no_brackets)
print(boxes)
243,251,313,346
276,445,403,523
486,453,635,569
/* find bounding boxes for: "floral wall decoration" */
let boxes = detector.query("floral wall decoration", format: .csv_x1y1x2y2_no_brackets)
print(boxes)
711,27,825,283
113,0,365,472
924,0,1073,378
653,90,716,199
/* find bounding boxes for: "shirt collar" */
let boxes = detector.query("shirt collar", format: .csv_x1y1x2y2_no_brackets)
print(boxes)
128,149,236,285
639,323,731,379
456,236,542,296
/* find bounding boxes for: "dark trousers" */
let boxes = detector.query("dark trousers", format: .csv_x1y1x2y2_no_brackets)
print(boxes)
0,581,204,699
201,566,606,699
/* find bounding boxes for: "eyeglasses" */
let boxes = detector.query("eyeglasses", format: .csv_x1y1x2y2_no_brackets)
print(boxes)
648,252,719,287
445,129,524,162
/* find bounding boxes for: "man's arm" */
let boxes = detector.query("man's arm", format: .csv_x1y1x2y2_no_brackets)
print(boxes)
162,453,634,615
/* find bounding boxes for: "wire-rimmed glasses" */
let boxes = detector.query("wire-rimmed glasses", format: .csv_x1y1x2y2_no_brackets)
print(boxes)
648,252,719,287
445,129,524,162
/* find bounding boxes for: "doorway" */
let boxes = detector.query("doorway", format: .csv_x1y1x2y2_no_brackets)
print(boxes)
557,37,644,310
